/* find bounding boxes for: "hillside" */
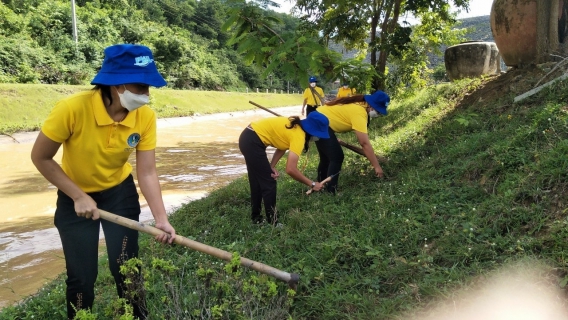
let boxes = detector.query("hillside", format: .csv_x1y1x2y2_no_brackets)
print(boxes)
0,0,300,91
459,15,493,42
2,61,567,319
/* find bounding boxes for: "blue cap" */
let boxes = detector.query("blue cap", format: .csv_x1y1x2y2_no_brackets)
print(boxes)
364,90,390,115
301,112,329,138
91,44,167,87
309,76,317,83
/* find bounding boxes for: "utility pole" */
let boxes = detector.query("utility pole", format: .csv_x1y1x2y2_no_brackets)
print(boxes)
71,0,78,44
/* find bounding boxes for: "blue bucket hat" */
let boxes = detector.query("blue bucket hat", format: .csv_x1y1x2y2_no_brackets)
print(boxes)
91,44,167,87
300,112,330,139
309,76,318,83
364,90,390,115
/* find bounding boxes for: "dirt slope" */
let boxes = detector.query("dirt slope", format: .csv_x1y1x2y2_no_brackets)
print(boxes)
462,63,566,107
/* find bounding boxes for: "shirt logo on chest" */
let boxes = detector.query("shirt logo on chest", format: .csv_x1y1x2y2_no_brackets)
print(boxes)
127,133,141,148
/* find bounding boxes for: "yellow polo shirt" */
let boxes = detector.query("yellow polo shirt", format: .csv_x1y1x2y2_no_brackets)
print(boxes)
41,90,156,192
250,117,306,156
316,104,368,134
302,86,324,106
337,87,356,98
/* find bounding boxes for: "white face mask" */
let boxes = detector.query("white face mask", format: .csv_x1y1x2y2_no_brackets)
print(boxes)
117,85,149,111
343,85,348,89
310,82,316,88
369,110,380,118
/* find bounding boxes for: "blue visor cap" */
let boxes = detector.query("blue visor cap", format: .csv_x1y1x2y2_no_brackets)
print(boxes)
364,90,390,115
300,112,330,139
91,44,167,87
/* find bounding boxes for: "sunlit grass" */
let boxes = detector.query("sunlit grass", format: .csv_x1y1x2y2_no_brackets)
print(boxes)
0,83,302,135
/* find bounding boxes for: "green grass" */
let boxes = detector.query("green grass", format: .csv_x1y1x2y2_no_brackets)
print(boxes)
1,77,567,319
0,83,302,135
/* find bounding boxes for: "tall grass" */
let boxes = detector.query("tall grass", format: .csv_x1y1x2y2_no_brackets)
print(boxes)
1,76,567,319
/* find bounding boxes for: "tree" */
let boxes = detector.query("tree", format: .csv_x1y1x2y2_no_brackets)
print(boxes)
386,10,467,96
190,0,229,48
223,0,340,88
294,0,470,90
536,0,564,63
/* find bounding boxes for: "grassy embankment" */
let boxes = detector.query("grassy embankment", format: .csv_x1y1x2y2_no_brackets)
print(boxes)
1,76,567,319
0,83,302,135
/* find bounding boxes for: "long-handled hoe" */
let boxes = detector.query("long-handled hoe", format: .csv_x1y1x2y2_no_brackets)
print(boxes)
98,209,300,289
248,100,388,163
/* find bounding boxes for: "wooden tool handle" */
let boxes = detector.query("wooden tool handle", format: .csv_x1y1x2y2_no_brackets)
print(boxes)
305,176,333,195
98,209,299,288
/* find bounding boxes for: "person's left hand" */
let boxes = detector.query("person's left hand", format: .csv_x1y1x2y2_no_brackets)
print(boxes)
271,167,280,180
154,221,176,244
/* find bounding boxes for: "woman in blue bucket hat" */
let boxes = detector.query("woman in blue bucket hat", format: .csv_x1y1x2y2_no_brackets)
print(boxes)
31,44,176,319
239,112,330,225
313,90,390,194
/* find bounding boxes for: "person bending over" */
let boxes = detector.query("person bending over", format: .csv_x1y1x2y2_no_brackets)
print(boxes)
313,90,390,194
239,112,330,224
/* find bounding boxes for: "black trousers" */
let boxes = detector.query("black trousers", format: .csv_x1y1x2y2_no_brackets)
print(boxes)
306,104,318,116
315,127,344,194
54,175,147,319
238,128,277,223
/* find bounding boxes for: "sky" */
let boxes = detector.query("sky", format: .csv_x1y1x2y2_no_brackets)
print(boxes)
272,0,494,19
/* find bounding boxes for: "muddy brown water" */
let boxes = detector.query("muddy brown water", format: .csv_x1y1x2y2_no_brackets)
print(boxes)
0,106,299,309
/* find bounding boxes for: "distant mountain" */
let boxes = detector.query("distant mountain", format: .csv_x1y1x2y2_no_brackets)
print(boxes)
459,15,493,42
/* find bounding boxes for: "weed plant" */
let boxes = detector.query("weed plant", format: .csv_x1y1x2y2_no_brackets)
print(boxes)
1,77,567,319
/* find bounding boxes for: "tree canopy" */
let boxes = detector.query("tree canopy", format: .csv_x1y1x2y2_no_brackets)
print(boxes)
224,0,471,93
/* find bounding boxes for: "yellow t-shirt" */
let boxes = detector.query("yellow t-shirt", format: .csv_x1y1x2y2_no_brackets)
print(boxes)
316,103,368,134
302,86,324,106
41,90,156,192
250,117,306,156
336,87,356,98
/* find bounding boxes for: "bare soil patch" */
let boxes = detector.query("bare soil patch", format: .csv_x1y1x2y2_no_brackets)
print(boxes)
461,63,567,108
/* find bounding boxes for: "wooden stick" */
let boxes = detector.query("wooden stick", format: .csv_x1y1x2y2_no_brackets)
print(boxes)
306,176,333,195
337,139,389,163
98,209,300,289
249,100,281,117
248,100,388,163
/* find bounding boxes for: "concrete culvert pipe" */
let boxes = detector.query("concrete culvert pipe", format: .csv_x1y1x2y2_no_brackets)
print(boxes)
444,41,501,81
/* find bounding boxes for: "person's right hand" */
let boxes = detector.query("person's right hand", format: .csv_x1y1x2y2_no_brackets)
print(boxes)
271,167,280,180
301,108,305,116
74,194,99,220
374,167,385,178
154,220,176,244
313,181,324,191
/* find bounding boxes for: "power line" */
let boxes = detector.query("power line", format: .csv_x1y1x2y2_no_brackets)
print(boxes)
153,0,225,34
